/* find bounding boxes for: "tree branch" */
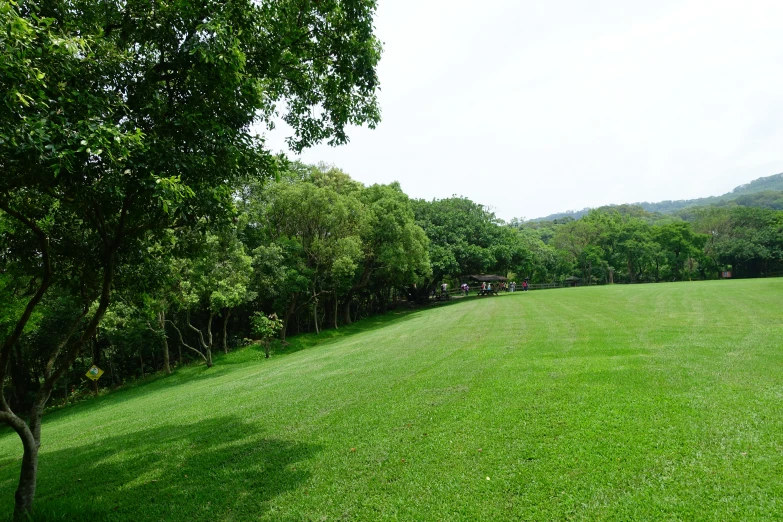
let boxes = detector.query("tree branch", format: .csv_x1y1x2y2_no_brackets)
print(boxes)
185,310,209,350
165,319,207,363
0,199,53,414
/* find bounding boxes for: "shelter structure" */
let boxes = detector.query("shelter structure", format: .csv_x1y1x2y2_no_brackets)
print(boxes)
468,274,508,283
564,275,581,287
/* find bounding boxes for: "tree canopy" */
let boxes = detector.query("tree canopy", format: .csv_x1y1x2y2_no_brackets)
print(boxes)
1,0,381,517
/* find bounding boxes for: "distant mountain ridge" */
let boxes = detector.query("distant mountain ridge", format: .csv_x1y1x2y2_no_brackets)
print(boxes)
529,172,783,222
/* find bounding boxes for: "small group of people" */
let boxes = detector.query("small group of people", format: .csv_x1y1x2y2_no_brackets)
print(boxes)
508,280,529,292
441,279,531,297
479,281,497,295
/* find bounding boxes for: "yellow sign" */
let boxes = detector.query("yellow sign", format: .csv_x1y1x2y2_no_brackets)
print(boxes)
85,365,104,381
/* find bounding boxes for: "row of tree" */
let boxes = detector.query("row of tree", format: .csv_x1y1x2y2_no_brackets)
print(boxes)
0,0,384,517
5,174,783,424
514,204,783,284
3,161,535,417
2,2,782,517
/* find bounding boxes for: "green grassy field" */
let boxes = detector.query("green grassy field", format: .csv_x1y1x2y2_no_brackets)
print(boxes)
2,279,783,521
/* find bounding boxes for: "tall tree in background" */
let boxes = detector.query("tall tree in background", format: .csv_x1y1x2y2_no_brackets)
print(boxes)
412,197,516,297
0,0,381,517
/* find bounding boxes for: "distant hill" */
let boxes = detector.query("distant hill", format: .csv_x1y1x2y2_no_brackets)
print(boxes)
529,172,783,222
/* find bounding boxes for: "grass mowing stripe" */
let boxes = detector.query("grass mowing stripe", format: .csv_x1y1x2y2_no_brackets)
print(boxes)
1,279,782,520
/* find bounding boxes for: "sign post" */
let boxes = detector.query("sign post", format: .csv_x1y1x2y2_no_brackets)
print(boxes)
85,365,104,381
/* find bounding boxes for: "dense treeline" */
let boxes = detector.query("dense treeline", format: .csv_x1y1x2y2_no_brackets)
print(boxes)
2,164,426,402
6,169,783,418
0,162,536,409
1,3,782,516
515,204,783,284
8,173,779,522
0,0,385,516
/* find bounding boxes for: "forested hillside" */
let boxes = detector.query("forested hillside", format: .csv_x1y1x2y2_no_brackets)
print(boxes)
3,2,782,520
532,172,783,221
6,162,782,426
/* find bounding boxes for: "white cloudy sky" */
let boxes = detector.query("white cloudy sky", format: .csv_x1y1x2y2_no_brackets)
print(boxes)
262,0,783,221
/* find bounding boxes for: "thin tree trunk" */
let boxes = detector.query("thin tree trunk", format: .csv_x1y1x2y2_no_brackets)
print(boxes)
206,312,214,366
313,288,320,334
185,310,214,367
108,344,117,386
166,319,210,367
341,265,374,325
333,297,339,329
159,311,171,375
222,308,231,354
280,294,297,341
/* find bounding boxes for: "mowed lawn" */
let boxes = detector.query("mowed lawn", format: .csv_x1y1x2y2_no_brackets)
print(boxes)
1,279,783,521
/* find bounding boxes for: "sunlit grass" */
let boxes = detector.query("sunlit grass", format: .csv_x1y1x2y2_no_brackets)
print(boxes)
2,279,782,521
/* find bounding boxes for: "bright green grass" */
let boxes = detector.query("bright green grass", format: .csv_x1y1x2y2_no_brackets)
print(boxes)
2,279,783,521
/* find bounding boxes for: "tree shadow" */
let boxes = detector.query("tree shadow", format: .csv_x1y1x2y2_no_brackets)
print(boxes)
1,416,319,521
1,296,479,446
267,296,476,358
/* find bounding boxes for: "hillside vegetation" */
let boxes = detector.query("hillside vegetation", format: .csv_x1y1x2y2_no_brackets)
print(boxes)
533,172,783,221
2,279,782,521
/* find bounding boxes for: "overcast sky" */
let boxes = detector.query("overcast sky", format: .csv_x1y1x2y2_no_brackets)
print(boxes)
262,0,783,221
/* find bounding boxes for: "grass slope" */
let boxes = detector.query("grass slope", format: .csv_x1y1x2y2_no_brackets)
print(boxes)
2,279,783,521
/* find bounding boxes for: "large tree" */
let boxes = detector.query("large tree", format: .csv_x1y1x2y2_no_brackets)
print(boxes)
412,197,519,297
0,0,381,517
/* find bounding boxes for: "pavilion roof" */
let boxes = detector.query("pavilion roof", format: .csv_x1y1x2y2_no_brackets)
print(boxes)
468,274,508,282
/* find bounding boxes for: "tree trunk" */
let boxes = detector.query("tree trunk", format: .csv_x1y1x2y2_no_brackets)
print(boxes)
107,344,117,386
0,411,38,522
14,441,37,522
333,298,339,329
159,311,171,375
342,298,352,326
1,196,128,519
6,396,46,520
313,288,320,334
168,318,210,367
222,308,231,354
9,344,31,415
341,265,374,326
206,312,215,366
280,294,297,342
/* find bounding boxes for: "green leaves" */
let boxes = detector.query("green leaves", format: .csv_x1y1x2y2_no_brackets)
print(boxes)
413,197,516,282
250,311,283,341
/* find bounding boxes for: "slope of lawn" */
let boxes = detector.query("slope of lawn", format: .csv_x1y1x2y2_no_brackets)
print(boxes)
2,279,783,521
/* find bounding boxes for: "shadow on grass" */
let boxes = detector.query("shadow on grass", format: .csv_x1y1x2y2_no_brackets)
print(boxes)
2,296,479,438
4,416,319,522
265,296,477,359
